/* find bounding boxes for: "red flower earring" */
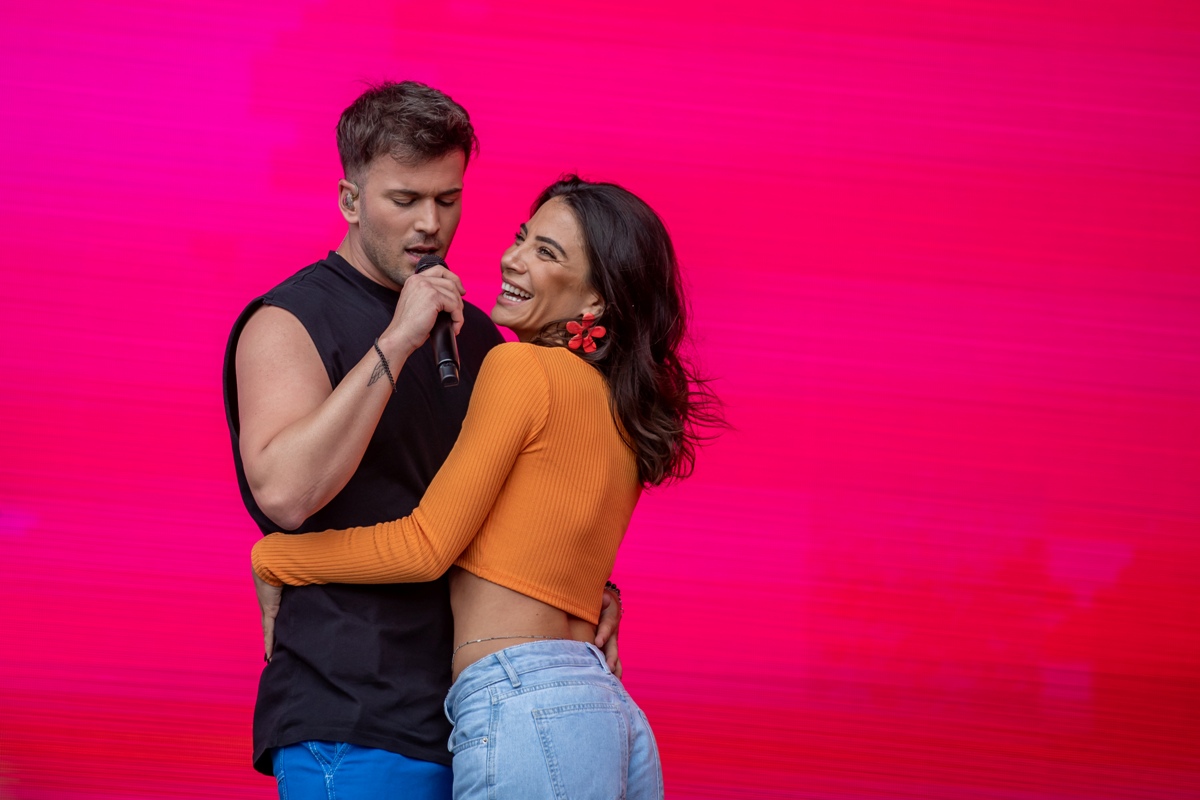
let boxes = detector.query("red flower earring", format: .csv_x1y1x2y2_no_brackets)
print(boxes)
566,313,606,353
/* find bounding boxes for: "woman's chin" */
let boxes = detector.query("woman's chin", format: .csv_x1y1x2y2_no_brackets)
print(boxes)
489,305,527,341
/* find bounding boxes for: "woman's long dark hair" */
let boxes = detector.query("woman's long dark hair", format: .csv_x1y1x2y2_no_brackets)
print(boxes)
531,176,722,486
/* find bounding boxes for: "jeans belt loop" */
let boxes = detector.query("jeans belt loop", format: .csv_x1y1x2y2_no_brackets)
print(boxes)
495,649,522,688
586,642,610,674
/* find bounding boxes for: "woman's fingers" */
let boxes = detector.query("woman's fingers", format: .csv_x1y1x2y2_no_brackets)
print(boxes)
254,571,282,661
596,590,623,678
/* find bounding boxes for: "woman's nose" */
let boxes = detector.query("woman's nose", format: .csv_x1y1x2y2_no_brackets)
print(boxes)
501,248,524,273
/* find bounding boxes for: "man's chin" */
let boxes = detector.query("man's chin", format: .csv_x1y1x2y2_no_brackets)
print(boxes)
374,261,413,288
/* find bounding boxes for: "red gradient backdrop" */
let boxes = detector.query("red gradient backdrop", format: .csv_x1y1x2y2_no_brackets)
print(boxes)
2,1,1198,798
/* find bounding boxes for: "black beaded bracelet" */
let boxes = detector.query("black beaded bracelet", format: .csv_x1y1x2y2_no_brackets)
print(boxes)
604,580,622,605
373,338,399,393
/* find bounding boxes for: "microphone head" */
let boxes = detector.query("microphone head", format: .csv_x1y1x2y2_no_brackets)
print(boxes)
438,360,460,388
415,253,447,273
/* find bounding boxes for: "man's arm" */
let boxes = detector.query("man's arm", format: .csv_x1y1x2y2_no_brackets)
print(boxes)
250,343,547,585
235,266,465,530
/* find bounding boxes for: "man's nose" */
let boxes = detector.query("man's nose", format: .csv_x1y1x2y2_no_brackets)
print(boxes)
414,199,441,235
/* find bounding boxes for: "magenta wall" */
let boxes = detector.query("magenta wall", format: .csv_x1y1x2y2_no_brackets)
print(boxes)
2,2,1199,798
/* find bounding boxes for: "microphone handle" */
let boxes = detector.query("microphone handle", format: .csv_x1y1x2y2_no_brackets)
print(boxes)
413,253,460,388
432,311,460,388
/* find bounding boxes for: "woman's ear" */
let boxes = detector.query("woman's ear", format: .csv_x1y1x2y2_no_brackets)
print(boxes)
583,290,605,319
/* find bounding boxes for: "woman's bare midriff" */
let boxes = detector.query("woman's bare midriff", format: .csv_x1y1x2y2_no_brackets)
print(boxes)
449,567,596,682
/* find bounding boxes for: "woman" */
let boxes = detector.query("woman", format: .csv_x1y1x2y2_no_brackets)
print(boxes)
252,176,718,799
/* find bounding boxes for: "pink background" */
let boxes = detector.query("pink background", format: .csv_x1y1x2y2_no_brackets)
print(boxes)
2,1,1199,797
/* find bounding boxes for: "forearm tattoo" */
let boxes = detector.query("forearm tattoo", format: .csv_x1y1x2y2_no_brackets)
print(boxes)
370,338,399,393
368,360,388,387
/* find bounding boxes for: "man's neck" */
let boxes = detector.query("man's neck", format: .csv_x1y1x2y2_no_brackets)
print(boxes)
335,234,402,292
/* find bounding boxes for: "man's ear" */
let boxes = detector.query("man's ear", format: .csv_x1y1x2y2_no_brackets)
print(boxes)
338,179,360,223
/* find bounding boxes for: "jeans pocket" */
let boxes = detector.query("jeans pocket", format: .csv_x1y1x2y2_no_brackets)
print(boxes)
532,703,627,800
448,689,492,750
451,735,488,756
452,734,491,800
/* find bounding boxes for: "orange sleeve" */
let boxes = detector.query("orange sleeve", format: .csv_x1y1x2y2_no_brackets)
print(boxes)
251,343,550,586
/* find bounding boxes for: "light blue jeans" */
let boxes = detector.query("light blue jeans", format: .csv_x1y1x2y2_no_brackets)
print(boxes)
444,640,664,799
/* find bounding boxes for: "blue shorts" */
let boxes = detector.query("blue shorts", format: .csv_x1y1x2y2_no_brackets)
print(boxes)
444,640,664,799
272,740,452,800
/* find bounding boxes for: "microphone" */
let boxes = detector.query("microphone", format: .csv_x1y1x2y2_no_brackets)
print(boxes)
414,253,460,387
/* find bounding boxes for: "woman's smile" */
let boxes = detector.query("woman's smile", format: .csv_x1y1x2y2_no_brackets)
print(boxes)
498,281,533,303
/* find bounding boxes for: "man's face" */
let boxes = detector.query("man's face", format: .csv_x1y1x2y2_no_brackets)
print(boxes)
352,150,466,289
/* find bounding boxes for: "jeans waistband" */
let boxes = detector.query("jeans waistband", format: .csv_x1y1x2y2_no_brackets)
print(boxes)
447,640,610,705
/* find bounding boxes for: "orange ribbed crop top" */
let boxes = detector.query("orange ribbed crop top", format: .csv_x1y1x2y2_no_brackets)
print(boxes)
252,342,641,624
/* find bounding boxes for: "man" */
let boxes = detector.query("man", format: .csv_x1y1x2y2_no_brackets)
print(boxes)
222,82,621,799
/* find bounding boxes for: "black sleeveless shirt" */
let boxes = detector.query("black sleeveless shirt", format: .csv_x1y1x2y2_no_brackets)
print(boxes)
222,252,503,774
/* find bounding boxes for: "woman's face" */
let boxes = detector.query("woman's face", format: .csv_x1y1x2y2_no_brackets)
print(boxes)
490,197,603,342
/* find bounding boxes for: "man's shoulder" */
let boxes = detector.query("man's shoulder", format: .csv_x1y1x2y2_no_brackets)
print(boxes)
226,257,333,335
261,257,343,305
226,256,367,374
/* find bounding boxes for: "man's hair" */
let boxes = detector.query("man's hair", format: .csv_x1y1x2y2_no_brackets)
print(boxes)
336,81,479,179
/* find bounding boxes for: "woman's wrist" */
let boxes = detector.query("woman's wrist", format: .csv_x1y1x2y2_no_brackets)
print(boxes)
604,580,622,610
251,536,285,587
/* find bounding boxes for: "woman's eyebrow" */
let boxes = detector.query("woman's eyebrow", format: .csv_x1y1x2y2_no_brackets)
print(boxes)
535,236,566,258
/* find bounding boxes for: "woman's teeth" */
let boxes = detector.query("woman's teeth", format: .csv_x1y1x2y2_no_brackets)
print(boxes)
502,282,532,301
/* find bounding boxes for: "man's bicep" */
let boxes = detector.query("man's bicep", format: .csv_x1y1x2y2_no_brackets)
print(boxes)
235,305,331,473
